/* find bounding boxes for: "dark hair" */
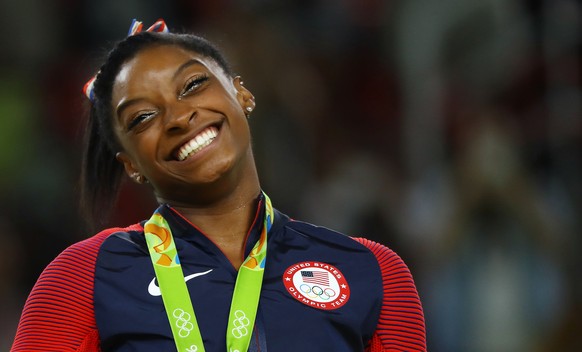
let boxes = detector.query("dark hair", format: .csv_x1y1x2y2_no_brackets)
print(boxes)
80,31,233,229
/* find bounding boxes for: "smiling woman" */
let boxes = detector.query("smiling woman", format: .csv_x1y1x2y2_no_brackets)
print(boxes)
11,19,426,352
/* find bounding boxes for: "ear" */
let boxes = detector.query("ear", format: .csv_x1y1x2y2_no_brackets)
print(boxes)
234,76,256,115
116,152,141,183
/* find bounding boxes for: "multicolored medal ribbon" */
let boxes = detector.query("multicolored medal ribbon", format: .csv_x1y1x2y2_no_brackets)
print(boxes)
144,192,273,352
226,193,273,352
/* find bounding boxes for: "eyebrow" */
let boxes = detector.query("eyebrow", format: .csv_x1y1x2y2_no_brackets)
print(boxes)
116,97,149,122
116,59,206,119
173,58,206,81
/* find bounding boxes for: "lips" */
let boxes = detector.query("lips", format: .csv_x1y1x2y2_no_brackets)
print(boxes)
176,126,219,161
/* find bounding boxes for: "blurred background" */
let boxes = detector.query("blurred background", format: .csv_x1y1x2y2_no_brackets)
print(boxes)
1,0,580,351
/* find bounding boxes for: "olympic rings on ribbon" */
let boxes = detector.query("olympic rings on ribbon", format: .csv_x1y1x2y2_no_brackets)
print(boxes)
231,310,250,339
172,308,194,338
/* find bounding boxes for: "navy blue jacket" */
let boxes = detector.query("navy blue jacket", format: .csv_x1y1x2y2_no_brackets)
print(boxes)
13,200,426,351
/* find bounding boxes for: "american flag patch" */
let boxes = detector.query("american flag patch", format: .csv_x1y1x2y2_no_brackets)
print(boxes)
301,270,329,286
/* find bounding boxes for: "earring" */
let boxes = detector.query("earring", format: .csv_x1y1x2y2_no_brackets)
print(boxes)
131,172,145,184
245,106,253,119
245,106,253,118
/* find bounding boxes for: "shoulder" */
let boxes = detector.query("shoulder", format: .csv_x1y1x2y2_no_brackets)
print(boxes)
351,237,411,273
352,238,427,352
277,213,405,270
12,224,143,352
46,223,144,276
282,217,370,251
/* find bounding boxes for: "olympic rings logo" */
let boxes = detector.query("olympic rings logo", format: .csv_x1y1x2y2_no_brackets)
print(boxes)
231,310,250,339
173,308,194,338
300,284,336,300
186,345,198,352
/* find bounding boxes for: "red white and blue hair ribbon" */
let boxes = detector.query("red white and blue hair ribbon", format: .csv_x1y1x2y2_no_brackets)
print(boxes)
83,19,169,101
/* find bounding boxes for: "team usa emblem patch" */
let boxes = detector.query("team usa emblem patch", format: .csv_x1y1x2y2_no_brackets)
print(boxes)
283,261,350,310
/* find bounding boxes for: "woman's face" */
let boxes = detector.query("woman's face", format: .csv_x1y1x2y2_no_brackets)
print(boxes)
111,44,255,205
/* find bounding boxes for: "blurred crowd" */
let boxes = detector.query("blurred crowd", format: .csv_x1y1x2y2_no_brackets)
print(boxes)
0,1,580,351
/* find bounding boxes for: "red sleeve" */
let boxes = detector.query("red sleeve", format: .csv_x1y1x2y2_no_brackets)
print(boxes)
11,225,141,352
353,238,426,352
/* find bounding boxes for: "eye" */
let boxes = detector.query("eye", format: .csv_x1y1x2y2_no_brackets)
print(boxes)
127,111,157,131
179,74,209,98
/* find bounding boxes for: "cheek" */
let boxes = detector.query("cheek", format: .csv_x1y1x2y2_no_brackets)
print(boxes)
121,133,160,170
135,134,160,159
226,105,250,134
225,118,251,151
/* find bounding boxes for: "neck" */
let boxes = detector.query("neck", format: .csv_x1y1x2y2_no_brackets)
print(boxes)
170,187,262,268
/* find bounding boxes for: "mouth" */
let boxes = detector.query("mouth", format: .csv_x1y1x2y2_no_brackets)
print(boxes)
175,125,219,161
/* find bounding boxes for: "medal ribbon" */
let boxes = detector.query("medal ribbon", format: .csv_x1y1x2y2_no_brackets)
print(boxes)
144,192,273,352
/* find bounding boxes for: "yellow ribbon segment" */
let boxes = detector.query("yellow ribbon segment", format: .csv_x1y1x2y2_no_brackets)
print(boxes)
145,214,178,267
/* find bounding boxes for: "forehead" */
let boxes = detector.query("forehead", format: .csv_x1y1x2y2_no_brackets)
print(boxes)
113,44,228,93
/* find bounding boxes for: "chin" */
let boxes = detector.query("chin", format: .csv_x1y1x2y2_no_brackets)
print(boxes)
196,155,240,183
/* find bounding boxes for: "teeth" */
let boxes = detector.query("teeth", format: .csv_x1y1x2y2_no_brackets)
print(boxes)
177,127,218,161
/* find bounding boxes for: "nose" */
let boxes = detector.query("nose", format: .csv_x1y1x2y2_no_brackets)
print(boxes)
164,101,195,133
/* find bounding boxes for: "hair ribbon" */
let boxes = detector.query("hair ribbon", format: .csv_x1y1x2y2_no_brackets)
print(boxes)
83,19,169,101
